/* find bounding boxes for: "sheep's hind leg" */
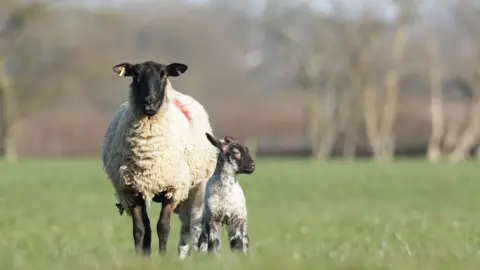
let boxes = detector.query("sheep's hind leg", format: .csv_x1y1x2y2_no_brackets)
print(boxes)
176,202,191,260
197,229,209,253
191,214,207,253
193,214,209,254
130,197,151,256
178,221,191,259
177,212,205,258
189,180,208,254
197,216,209,254
157,199,175,255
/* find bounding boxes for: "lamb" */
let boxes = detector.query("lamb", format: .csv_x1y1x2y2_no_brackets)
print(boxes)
198,133,256,255
101,60,217,258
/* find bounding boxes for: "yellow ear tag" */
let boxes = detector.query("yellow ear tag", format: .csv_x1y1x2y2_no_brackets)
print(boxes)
119,67,126,77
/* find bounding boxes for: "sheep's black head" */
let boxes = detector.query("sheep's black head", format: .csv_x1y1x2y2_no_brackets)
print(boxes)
206,133,255,174
112,61,188,116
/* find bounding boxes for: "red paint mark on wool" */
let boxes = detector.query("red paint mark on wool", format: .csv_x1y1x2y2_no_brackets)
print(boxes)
174,99,192,124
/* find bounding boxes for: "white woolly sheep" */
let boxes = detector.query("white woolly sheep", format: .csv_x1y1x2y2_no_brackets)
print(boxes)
198,133,256,255
101,61,217,258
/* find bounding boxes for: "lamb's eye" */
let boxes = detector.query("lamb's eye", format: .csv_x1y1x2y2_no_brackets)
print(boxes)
232,149,241,159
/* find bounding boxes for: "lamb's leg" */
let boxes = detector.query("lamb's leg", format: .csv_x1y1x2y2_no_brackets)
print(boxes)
157,200,174,255
206,220,221,254
227,219,248,254
242,219,249,253
130,197,151,256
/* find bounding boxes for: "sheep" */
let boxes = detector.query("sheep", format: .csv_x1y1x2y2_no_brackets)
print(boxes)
101,60,217,258
198,133,256,255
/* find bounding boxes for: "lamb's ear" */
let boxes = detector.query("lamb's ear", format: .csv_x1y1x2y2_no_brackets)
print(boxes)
224,136,235,143
113,63,135,77
166,63,188,77
206,133,223,149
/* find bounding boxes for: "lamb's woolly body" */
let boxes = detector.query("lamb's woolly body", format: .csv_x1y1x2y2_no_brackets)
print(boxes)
102,81,217,216
200,159,249,254
204,162,248,227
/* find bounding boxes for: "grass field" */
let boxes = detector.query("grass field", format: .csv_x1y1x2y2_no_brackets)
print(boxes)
1,158,480,270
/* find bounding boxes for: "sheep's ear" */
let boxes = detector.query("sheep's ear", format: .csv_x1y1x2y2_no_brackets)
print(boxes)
113,63,135,77
166,63,188,77
206,133,223,149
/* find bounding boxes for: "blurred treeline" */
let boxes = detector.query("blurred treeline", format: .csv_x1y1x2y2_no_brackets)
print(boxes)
0,0,479,163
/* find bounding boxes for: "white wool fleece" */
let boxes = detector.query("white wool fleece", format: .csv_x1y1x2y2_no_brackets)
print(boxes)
102,82,217,216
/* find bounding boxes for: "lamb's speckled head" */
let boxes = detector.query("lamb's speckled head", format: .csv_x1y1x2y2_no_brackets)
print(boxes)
206,133,255,174
112,61,188,116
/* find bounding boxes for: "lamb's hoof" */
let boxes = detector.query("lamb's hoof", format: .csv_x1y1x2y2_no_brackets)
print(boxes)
198,242,208,253
230,238,243,251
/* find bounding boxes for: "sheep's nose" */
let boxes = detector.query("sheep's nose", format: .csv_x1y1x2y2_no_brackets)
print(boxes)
144,98,153,106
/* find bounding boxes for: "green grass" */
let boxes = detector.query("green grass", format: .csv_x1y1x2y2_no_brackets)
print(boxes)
1,158,480,270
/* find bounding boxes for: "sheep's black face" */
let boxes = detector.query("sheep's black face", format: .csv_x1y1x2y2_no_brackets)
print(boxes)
134,63,167,116
206,133,256,175
112,61,188,116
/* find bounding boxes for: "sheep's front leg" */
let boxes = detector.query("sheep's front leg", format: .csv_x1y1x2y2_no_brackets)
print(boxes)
206,219,221,254
157,201,174,254
227,219,248,254
130,198,151,256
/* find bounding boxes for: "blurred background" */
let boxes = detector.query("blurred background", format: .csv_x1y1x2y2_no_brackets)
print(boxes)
0,0,479,163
